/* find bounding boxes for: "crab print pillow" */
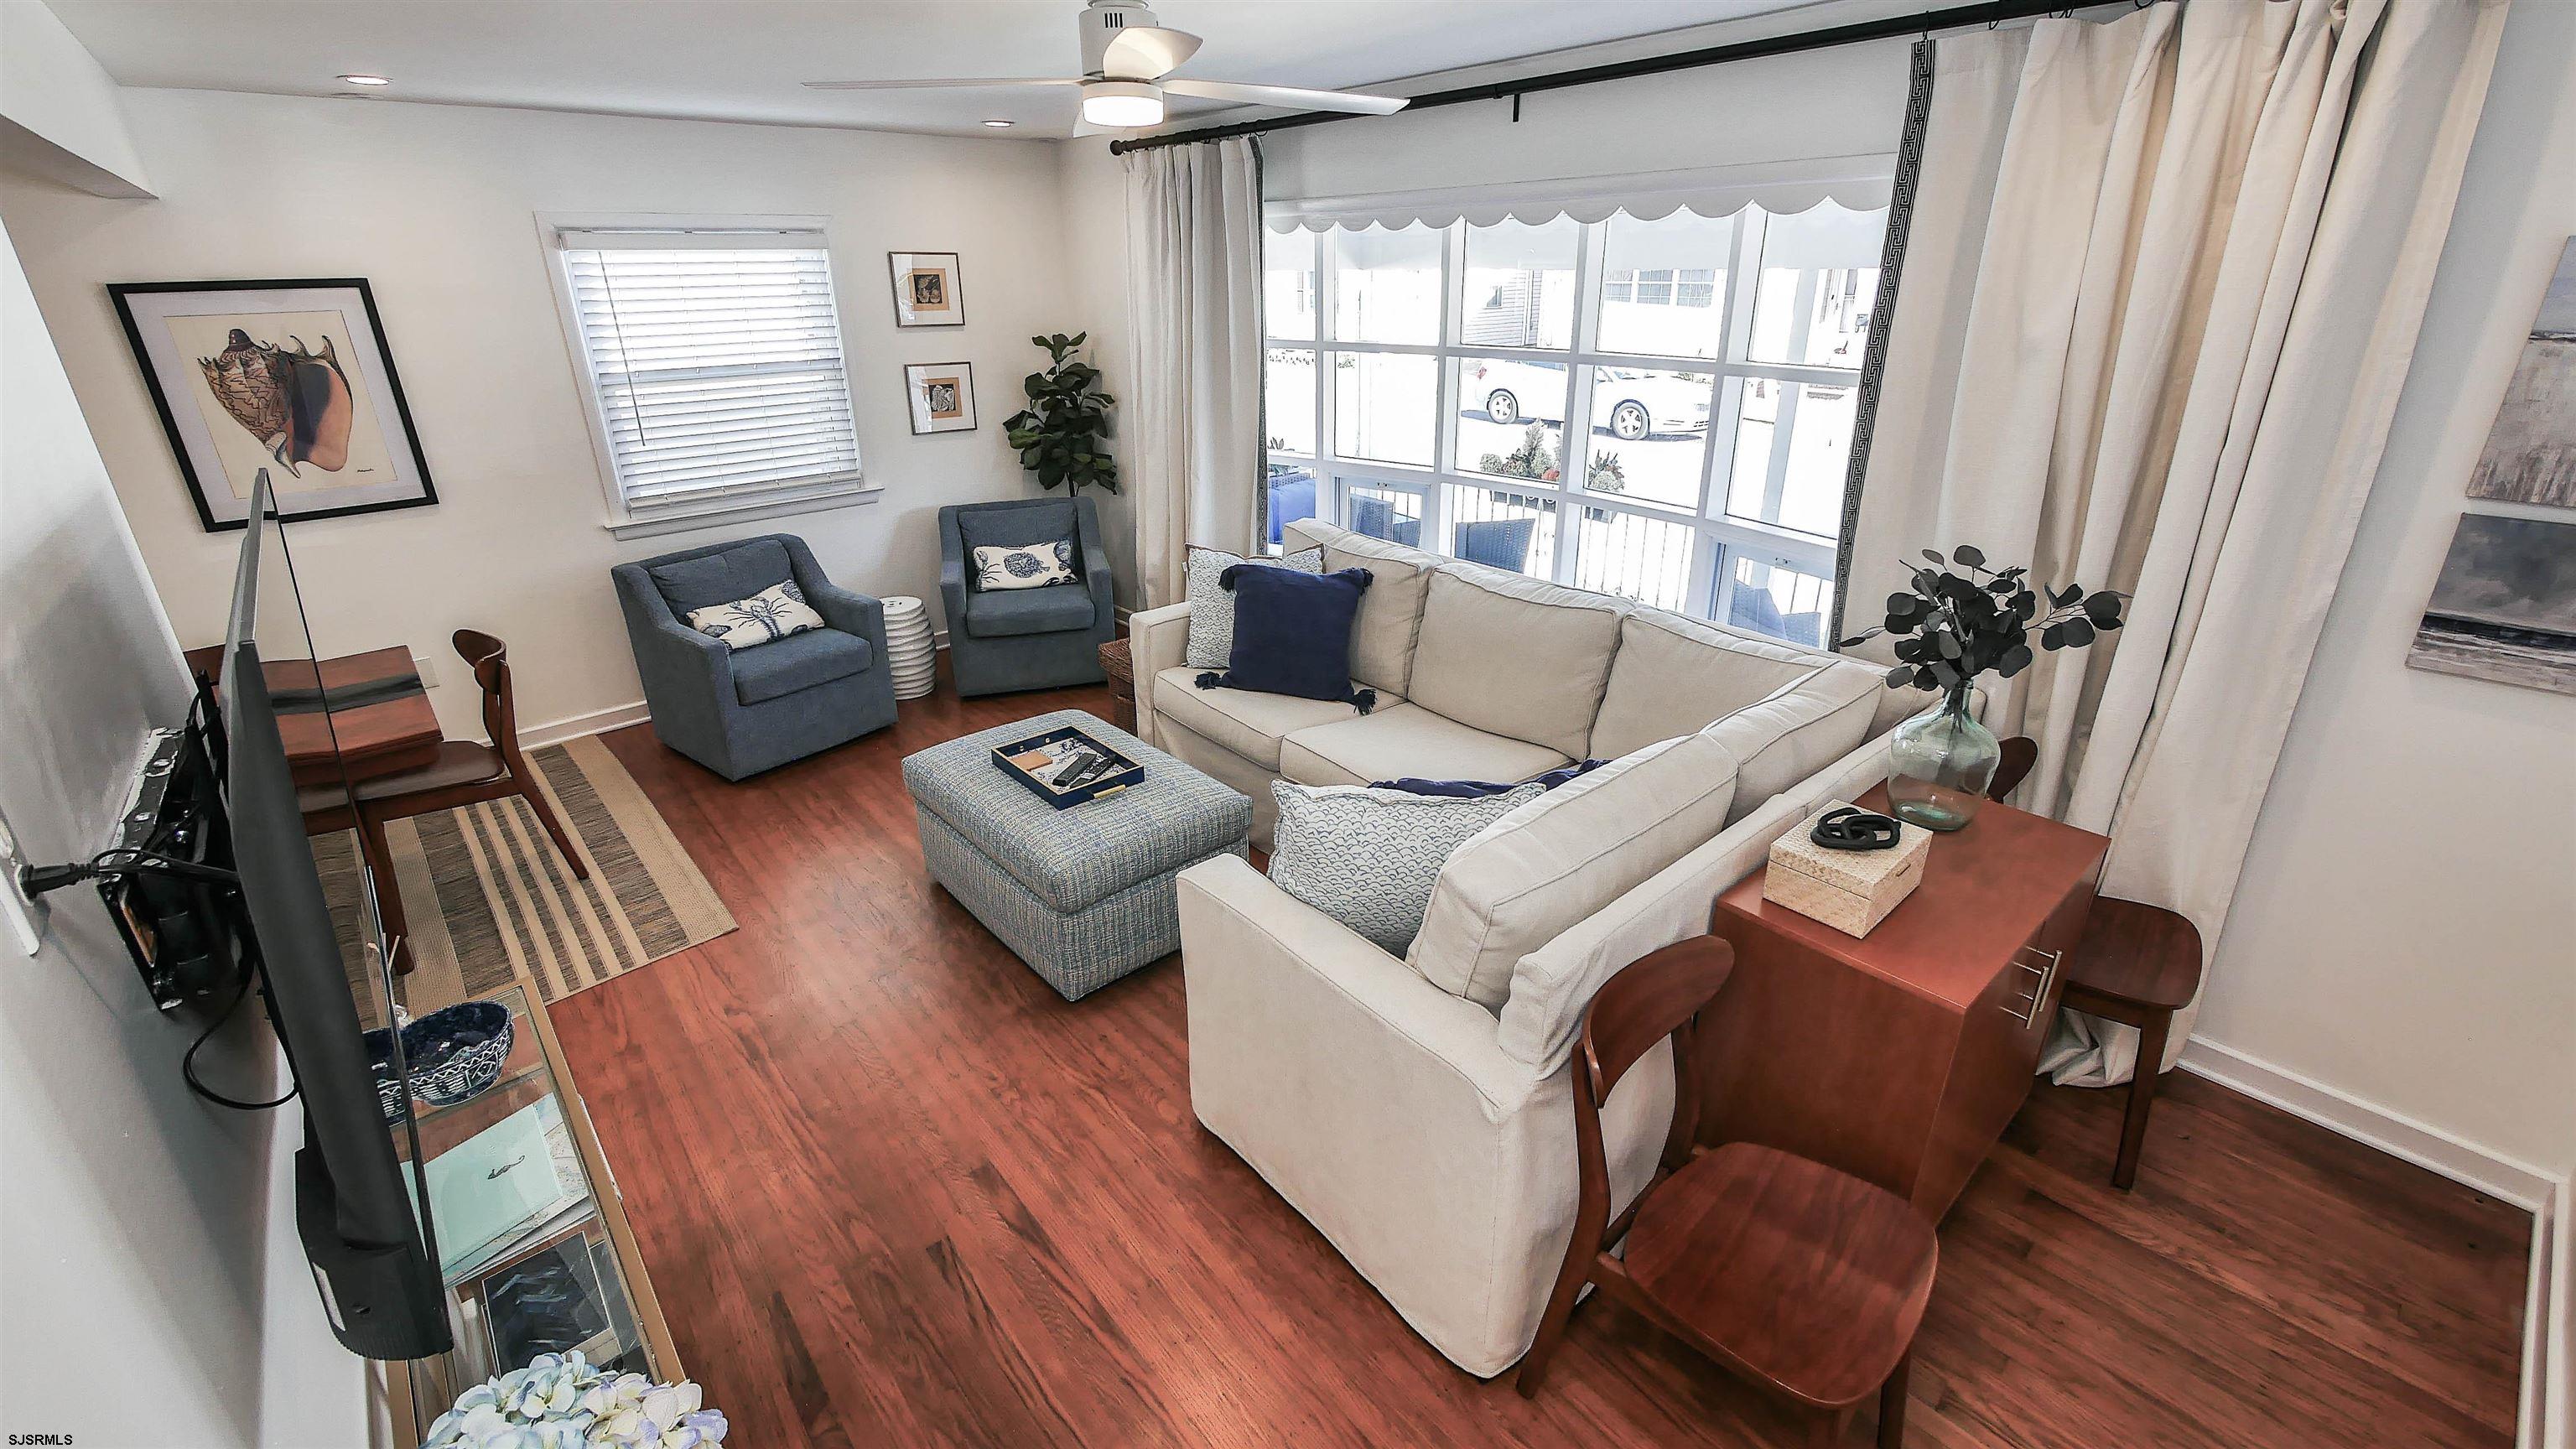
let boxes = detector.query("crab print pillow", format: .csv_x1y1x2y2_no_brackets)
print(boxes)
686,580,829,649
971,542,1078,591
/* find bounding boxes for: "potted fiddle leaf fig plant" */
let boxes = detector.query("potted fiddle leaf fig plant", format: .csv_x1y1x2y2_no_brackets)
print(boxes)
1838,544,2127,831
1004,332,1119,495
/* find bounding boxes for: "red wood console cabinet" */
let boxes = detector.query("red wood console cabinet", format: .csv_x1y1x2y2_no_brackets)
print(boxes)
1701,783,2109,1221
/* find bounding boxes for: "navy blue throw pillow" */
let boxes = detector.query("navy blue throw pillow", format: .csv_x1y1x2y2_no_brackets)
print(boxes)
1371,759,1608,797
1196,564,1375,709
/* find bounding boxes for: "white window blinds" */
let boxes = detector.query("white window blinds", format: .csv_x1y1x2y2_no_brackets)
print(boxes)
554,227,864,521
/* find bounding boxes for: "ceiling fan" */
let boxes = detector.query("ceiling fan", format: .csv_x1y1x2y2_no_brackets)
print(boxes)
802,0,1410,132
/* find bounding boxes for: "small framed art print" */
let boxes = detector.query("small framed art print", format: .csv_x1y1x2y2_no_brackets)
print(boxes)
905,362,977,434
888,252,963,327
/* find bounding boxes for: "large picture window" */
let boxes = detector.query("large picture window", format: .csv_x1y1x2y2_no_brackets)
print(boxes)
1263,199,1887,648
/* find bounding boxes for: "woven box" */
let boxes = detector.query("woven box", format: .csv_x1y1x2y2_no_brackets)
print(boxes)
1763,801,1931,937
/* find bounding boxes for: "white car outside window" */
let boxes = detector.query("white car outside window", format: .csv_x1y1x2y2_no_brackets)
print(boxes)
1463,360,1711,439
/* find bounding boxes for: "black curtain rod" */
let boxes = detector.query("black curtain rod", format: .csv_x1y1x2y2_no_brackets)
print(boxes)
1109,0,2080,155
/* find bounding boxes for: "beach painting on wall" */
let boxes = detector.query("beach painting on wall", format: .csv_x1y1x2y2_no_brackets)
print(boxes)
2465,236,2576,508
2407,513,2576,696
109,278,438,531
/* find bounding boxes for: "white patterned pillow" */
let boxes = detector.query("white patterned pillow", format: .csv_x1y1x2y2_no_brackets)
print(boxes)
1267,780,1546,956
686,580,828,649
1186,546,1323,669
973,542,1077,590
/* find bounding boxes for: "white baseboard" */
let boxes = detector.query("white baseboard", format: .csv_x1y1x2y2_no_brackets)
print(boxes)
2177,1036,2558,1211
2523,1179,2562,1449
521,699,652,749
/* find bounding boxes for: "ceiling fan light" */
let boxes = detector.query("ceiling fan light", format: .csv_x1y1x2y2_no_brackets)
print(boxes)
1081,80,1164,129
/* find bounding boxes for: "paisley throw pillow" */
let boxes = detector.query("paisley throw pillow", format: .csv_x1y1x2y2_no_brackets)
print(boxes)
972,542,1077,590
1184,545,1322,669
686,580,828,649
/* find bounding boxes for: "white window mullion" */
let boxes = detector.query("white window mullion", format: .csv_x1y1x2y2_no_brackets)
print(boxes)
1435,223,1467,484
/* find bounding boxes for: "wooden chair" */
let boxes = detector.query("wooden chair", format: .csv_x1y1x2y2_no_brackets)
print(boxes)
334,631,589,972
1518,937,1938,1447
1989,738,2205,1189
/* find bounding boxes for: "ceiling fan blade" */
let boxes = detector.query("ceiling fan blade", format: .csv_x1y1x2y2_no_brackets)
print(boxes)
1101,26,1202,80
801,77,1082,91
1161,79,1408,115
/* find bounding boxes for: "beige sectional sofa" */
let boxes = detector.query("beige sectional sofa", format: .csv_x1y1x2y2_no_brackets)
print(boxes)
1129,520,1924,1377
1131,520,1882,849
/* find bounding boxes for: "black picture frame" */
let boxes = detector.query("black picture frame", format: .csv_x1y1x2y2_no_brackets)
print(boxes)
904,361,978,435
107,278,439,532
886,251,965,328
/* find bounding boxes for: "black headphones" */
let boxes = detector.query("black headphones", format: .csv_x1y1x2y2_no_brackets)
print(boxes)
1810,806,1903,852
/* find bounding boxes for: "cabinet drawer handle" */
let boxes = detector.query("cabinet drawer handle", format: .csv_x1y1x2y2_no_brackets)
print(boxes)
2004,948,2062,1026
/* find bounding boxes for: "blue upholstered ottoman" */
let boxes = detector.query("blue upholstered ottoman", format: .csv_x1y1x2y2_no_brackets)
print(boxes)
901,709,1252,1000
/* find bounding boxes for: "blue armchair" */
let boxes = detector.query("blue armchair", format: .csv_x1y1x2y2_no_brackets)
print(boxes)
938,496,1117,697
612,534,897,781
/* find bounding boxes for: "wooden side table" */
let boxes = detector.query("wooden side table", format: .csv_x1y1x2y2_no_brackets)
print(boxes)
1984,738,2205,1190
1703,785,2108,1221
1099,636,1136,733
2059,899,2204,1189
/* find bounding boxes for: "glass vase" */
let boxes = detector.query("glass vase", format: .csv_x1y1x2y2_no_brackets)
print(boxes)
1887,685,2000,832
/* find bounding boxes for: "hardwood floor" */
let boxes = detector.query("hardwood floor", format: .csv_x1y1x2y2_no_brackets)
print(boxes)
551,677,2530,1449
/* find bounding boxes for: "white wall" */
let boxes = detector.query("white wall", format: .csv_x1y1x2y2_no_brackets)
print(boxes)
0,0,153,197
2190,0,2576,1187
0,89,1089,742
1,210,366,1447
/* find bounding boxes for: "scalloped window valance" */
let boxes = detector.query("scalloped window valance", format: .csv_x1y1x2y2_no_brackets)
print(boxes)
1262,153,1897,234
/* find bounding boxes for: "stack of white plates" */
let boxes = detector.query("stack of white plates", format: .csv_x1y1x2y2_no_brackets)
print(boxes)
882,595,937,701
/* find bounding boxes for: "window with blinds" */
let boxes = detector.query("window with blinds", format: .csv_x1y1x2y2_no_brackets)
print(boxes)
553,226,865,527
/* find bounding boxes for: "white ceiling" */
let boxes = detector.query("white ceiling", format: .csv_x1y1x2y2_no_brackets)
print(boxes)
33,0,1830,139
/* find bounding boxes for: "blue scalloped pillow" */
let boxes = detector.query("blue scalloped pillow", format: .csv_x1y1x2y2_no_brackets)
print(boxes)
1195,564,1376,709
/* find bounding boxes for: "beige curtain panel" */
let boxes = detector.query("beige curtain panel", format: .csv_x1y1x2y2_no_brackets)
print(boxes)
1846,0,2510,1083
1124,136,1265,607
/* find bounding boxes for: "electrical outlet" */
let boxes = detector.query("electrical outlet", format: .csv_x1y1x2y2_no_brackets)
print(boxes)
411,649,439,689
0,806,47,956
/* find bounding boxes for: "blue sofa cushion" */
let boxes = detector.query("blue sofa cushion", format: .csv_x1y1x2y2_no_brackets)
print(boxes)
649,539,795,615
958,500,1078,561
733,628,871,705
965,586,1097,640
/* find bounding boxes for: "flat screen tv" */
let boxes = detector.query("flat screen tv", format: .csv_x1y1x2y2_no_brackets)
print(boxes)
220,475,449,1359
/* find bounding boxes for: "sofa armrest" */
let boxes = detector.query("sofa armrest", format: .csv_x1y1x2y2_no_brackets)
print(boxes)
1127,600,1192,745
1078,516,1118,623
937,553,969,642
1178,854,1670,1377
613,570,735,748
1181,854,1546,1120
1498,729,1899,1073
780,538,886,648
802,579,885,650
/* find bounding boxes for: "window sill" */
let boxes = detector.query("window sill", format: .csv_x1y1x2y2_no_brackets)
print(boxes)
604,485,882,542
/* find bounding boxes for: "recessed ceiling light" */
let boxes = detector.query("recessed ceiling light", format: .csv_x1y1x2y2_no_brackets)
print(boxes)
982,119,1015,129
336,74,392,86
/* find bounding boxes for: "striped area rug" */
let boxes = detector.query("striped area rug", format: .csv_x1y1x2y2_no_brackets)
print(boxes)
320,735,733,1016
